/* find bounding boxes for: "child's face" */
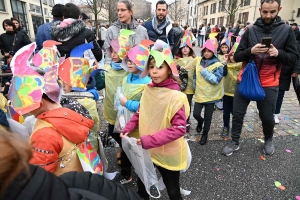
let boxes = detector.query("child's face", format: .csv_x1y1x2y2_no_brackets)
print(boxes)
127,60,140,74
221,45,229,54
62,81,72,93
181,46,190,56
203,48,214,59
229,54,235,63
148,59,170,84
111,48,121,63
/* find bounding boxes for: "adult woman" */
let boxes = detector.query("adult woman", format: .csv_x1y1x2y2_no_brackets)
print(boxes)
11,17,28,36
197,24,205,47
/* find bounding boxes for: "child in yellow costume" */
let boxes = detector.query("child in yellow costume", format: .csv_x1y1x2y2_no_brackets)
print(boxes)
221,38,242,138
120,40,190,200
175,30,196,131
218,34,230,63
193,38,224,145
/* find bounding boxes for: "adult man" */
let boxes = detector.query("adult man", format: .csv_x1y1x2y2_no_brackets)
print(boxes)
143,0,174,49
81,12,92,30
205,23,211,40
223,0,299,156
51,3,102,61
171,20,184,55
35,4,64,52
291,23,300,44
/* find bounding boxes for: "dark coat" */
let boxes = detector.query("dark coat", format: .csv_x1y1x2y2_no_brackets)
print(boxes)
172,26,184,55
0,31,31,55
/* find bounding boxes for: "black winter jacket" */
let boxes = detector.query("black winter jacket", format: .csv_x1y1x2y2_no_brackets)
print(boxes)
172,26,184,55
0,31,31,55
51,20,102,61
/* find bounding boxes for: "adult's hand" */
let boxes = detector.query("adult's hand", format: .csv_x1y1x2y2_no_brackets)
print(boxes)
251,43,269,55
292,73,298,77
136,139,142,145
267,44,279,57
120,132,129,139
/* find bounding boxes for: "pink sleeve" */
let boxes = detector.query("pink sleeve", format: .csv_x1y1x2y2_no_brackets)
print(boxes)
140,106,186,150
121,108,140,133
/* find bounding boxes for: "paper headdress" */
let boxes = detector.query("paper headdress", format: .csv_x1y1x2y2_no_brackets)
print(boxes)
220,33,230,47
127,40,154,72
229,36,241,54
58,43,93,91
8,42,61,115
201,39,218,55
110,29,135,60
179,30,193,49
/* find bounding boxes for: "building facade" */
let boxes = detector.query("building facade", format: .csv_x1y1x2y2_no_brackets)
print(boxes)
187,0,199,27
132,0,152,21
0,0,55,39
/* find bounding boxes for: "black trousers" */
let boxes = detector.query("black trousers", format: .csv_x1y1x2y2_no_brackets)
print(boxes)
186,94,193,123
223,95,234,129
275,90,285,114
137,165,182,200
231,83,279,144
193,102,215,132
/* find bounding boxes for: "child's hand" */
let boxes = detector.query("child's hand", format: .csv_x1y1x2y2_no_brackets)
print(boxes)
120,96,127,106
120,132,129,138
136,139,142,145
224,54,229,62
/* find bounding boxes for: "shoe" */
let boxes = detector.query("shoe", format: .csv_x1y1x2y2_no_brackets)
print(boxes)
196,118,204,133
221,127,229,138
222,141,240,156
117,160,121,165
274,114,279,124
186,124,191,133
215,101,223,110
119,176,132,184
117,149,122,160
199,130,208,145
263,140,275,155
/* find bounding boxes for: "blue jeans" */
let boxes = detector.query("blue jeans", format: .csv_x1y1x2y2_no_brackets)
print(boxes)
223,95,234,129
198,35,204,47
275,90,285,114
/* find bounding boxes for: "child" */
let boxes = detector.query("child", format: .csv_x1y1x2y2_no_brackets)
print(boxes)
117,40,152,184
58,43,100,151
120,40,190,200
175,30,196,130
221,38,242,138
193,39,224,145
218,35,230,63
8,42,94,176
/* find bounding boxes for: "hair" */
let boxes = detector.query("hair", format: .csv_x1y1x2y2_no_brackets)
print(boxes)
118,0,134,11
260,0,281,6
2,19,16,31
156,0,168,9
239,24,245,29
63,3,81,19
219,43,229,55
177,46,195,58
173,20,179,27
0,130,32,196
10,17,18,23
221,26,226,32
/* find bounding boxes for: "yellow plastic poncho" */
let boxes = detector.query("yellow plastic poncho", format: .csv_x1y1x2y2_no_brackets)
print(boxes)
175,57,196,94
103,64,129,125
224,62,242,97
139,86,190,171
194,57,224,103
217,54,225,63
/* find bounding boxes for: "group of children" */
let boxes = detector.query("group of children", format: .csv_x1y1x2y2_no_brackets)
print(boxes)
4,27,243,200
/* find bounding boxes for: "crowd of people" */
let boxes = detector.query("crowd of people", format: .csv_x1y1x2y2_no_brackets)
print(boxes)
0,0,299,199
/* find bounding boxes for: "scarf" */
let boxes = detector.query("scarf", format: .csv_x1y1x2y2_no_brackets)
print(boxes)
152,15,171,35
111,61,123,71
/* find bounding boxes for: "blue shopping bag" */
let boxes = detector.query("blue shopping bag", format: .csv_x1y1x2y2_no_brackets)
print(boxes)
238,60,265,101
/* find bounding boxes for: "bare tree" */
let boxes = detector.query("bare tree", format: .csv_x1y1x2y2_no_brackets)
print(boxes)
101,0,118,23
168,0,186,22
217,0,243,25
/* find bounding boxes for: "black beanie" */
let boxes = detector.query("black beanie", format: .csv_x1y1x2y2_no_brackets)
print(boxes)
52,4,64,17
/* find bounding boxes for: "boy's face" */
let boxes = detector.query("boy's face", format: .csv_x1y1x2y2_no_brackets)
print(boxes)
111,48,121,63
127,60,140,74
62,81,72,93
221,45,229,54
203,48,214,59
148,59,170,84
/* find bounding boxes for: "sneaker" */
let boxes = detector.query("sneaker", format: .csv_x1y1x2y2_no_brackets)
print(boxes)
221,127,229,138
222,141,240,156
215,101,223,110
274,114,279,124
119,176,132,184
263,140,275,155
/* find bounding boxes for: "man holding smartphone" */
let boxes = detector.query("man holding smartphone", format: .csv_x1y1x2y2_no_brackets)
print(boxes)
223,0,299,156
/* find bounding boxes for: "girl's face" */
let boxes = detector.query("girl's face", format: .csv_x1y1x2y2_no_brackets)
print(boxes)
203,48,214,59
148,59,171,84
4,23,13,31
117,3,133,24
221,45,229,54
181,46,191,57
62,81,72,93
127,60,140,74
12,20,19,29
229,54,235,63
111,48,121,63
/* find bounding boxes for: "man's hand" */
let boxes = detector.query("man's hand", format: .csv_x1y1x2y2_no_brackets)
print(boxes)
267,44,279,57
251,43,269,55
120,96,127,106
292,73,298,77
136,139,142,145
120,132,129,138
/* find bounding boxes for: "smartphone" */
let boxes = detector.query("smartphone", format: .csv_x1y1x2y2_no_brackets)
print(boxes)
261,37,272,48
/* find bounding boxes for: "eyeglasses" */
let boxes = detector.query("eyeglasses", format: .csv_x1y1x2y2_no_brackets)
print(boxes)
117,9,128,13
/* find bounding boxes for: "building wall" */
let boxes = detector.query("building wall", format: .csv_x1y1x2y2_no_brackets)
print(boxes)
0,0,55,39
132,0,152,21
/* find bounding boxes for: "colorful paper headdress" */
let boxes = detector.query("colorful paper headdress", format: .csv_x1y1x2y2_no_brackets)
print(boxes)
201,39,217,55
179,30,193,49
58,43,94,91
8,42,61,115
220,33,230,46
149,40,178,77
229,36,241,54
127,40,154,72
110,29,135,60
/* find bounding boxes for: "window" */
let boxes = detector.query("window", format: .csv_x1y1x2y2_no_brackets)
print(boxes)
204,6,208,15
44,8,47,15
218,1,222,12
217,16,224,26
239,12,249,24
194,5,197,14
0,0,5,11
210,3,216,14
190,7,192,16
210,18,215,25
244,0,250,6
43,0,47,4
297,8,300,18
48,0,53,6
30,4,41,13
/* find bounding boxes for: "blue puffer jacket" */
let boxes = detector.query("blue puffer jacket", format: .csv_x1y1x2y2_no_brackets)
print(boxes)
35,20,60,52
142,19,174,49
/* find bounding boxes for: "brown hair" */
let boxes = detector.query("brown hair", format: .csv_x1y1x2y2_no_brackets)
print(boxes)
177,46,196,58
2,19,16,31
0,130,32,195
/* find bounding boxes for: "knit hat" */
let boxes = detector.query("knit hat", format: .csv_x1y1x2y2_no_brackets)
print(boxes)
58,43,93,91
51,4,64,17
179,30,193,49
110,29,135,61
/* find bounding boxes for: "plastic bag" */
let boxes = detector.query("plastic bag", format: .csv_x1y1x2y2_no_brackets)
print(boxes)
113,106,126,133
122,137,160,198
238,60,265,101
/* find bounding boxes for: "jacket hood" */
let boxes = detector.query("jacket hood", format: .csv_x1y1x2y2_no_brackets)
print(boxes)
111,18,139,30
52,19,86,42
254,16,285,34
37,107,94,143
149,77,180,91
